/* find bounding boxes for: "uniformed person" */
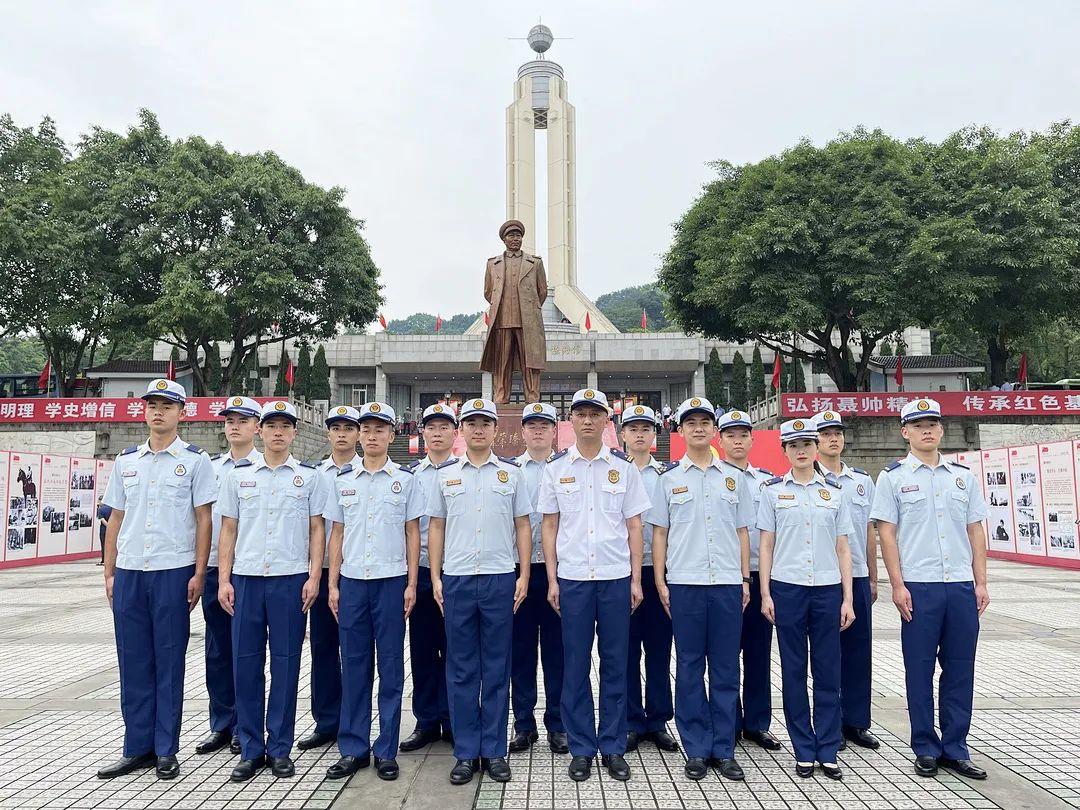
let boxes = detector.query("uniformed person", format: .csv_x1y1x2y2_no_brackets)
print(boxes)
649,397,752,781
715,409,781,751
870,398,989,780
814,410,881,751
538,388,651,783
427,398,533,785
196,396,262,758
619,404,677,754
299,404,360,753
400,402,457,751
217,401,326,782
97,379,217,780
509,402,568,755
324,402,425,781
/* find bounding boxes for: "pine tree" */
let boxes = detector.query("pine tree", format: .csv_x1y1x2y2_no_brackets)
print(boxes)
791,358,805,393
749,345,766,405
169,345,180,364
296,343,313,401
729,351,748,409
310,345,331,401
704,348,723,405
203,344,223,394
879,340,894,357
273,353,289,396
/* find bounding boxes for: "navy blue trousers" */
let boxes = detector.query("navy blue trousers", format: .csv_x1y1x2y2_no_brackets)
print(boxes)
233,573,307,759
307,568,341,735
338,575,406,760
840,576,873,729
559,576,631,757
112,565,193,757
443,573,515,759
627,571,673,735
511,562,564,733
738,571,774,733
669,584,743,759
772,581,842,763
902,581,979,760
201,566,235,734
408,566,449,731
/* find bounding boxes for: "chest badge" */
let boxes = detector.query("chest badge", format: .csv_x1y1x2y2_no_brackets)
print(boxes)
391,480,403,493
818,489,831,501
778,494,796,500
446,479,462,487
497,470,509,483
293,475,304,487
121,470,137,478
174,464,186,476
725,477,736,492
608,469,621,484
672,486,688,495
857,483,866,496
956,477,966,490
901,485,920,493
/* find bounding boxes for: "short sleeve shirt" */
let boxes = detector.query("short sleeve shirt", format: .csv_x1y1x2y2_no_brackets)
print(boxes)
637,458,666,567
725,462,774,572
318,454,361,567
514,452,553,564
209,448,263,568
826,463,875,578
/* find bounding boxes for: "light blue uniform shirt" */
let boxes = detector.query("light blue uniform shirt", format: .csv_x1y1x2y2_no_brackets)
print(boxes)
319,454,361,567
323,459,426,580
824,463,875,579
637,457,666,567
209,448,263,568
427,454,532,576
219,455,327,577
103,436,217,572
537,445,652,582
646,456,755,585
410,455,456,568
757,472,854,587
514,451,553,564
724,462,773,572
870,453,987,583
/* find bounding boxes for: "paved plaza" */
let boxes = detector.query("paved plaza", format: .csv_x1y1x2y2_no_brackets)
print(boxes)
0,559,1077,809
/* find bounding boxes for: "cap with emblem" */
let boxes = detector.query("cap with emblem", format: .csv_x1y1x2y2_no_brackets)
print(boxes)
620,404,656,427
570,388,610,413
716,409,752,433
220,395,260,419
499,219,525,239
141,378,186,404
260,400,298,424
780,418,819,443
814,410,846,431
460,398,498,421
325,404,361,427
675,396,715,425
422,402,458,426
358,401,396,425
522,402,557,424
900,397,943,424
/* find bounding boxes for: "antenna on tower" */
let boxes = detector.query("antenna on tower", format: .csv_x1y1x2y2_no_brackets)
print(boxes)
508,19,572,60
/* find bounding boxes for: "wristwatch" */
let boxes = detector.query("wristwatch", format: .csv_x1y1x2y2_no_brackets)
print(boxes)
742,576,751,584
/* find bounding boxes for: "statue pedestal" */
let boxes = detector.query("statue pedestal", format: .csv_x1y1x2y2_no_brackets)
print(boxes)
493,405,526,458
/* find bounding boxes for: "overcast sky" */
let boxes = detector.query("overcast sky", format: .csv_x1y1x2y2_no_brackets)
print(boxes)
4,1,1078,320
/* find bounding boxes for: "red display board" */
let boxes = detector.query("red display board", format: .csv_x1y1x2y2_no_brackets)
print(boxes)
782,391,1080,418
667,430,790,476
0,396,273,424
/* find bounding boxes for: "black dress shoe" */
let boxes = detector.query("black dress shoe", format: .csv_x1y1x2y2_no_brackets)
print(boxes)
441,723,454,745
509,729,538,753
820,762,843,780
155,755,179,780
195,730,232,754
938,758,987,780
483,756,512,782
714,758,744,781
795,762,815,778
601,753,631,781
400,726,442,752
647,729,680,752
231,755,267,782
684,757,708,780
296,730,336,751
449,758,480,785
229,736,241,755
568,755,592,781
548,731,569,754
97,752,155,779
268,755,295,778
842,725,881,750
625,730,640,751
743,729,782,751
326,754,370,779
375,757,399,781
914,755,939,777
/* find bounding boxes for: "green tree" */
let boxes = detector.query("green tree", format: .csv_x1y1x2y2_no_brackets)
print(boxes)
274,352,290,396
595,283,671,332
309,345,331,400
704,347,723,405
789,358,806,393
385,312,480,335
295,343,312,401
879,340,894,357
749,345,766,405
0,336,46,375
202,344,223,393
729,350,747,409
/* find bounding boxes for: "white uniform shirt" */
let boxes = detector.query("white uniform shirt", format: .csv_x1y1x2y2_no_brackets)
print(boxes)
318,454,361,567
825,463,875,578
637,457,666,567
726,462,773,572
410,454,455,568
209,448,263,568
514,451,552,564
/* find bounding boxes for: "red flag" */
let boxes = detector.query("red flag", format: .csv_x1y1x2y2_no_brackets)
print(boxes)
584,312,592,331
1018,352,1028,384
408,435,420,454
37,358,51,391
771,353,782,390
641,309,647,330
435,314,443,333
284,358,295,387
483,312,490,326
166,358,176,381
894,355,903,387
378,312,387,329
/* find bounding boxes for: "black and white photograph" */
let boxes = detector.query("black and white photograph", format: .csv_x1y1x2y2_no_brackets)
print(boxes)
986,471,1007,486
989,491,1010,507
1019,471,1038,485
49,512,65,534
1017,492,1034,508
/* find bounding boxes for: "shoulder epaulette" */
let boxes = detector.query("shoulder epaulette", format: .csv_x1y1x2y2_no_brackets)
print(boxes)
551,448,569,461
497,456,521,467
658,461,679,475
119,445,139,456
337,463,353,476
299,462,317,469
611,448,630,461
765,476,784,486
235,458,253,468
490,255,501,263
406,459,421,471
757,468,775,478
210,453,221,461
435,458,461,470
949,461,970,470
852,467,868,475
185,443,204,454
884,460,902,472
398,464,415,474
825,478,842,489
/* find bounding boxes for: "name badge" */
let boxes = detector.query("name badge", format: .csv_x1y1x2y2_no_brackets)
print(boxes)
560,477,576,484
240,481,257,488
445,479,462,487
671,486,688,494
121,471,137,478
901,485,920,493
777,494,796,500
341,489,356,496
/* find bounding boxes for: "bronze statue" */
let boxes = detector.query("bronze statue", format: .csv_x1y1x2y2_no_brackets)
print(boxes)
479,219,547,403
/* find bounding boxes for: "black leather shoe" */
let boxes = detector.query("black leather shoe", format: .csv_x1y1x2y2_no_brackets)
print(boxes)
820,762,843,780
601,753,631,781
449,758,480,785
684,757,708,780
625,730,640,751
375,757,399,781
715,758,744,781
842,725,881,750
914,755,939,777
743,729,782,750
229,735,241,755
326,754,370,779
483,756,512,782
97,752,155,779
568,755,592,781
509,729,538,753
155,755,179,780
441,723,454,745
548,731,569,754
938,758,987,780
296,730,336,751
400,726,442,752
795,762,815,778
647,729,680,752
269,755,295,778
195,730,232,754
231,755,267,782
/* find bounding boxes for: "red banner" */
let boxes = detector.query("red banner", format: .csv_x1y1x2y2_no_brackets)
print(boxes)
781,391,1080,418
0,397,273,424
668,431,791,475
